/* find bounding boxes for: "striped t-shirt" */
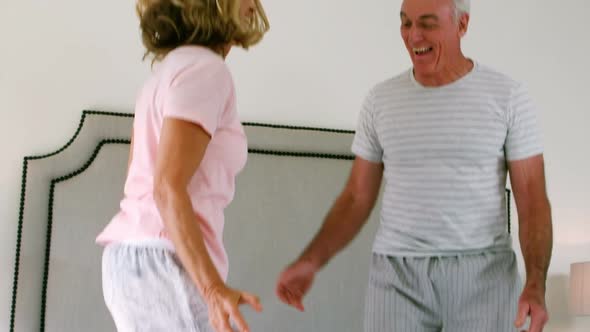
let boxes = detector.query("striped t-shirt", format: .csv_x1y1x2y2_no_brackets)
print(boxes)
352,62,543,256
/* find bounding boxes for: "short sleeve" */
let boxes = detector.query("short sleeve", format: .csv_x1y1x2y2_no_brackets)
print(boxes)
505,83,544,161
163,60,232,136
351,89,383,162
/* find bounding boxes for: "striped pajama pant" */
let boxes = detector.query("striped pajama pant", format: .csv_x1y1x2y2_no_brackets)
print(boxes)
364,251,522,332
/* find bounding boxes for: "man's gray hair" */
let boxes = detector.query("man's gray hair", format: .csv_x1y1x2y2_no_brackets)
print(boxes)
453,0,470,17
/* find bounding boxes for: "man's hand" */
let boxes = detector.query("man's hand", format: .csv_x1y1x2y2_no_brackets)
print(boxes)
276,260,318,311
514,284,548,332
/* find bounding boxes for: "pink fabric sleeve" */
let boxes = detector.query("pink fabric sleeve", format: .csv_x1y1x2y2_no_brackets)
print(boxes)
163,60,232,135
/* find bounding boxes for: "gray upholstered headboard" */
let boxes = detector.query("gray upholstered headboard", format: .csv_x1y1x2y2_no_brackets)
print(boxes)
9,111,511,332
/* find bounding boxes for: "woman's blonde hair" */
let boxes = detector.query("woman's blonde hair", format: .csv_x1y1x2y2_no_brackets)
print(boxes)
136,0,269,61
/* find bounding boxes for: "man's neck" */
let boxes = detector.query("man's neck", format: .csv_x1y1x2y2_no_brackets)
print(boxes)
414,56,474,87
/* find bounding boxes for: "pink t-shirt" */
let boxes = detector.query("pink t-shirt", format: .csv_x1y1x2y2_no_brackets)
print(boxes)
96,46,248,280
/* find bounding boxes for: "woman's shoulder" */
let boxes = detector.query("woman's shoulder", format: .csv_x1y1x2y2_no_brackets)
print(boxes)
147,46,230,92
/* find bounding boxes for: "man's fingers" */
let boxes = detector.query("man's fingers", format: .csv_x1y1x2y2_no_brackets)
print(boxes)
528,319,542,332
286,291,298,308
286,288,304,311
294,298,305,312
276,277,307,311
528,307,548,332
239,291,263,312
289,288,304,311
528,316,545,332
276,286,289,305
276,284,287,302
279,284,295,303
514,302,530,328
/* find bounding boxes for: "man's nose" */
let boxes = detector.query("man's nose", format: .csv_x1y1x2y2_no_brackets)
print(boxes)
409,26,424,43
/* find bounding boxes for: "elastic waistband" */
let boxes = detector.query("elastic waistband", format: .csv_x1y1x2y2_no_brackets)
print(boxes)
117,238,176,252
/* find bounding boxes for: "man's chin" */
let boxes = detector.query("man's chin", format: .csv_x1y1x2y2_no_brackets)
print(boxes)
412,64,437,77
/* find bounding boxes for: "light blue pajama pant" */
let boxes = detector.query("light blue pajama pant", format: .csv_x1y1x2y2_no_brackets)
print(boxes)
102,240,214,332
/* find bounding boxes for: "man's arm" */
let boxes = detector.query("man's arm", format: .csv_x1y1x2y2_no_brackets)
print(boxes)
299,157,384,269
276,157,383,310
509,154,552,331
509,154,552,290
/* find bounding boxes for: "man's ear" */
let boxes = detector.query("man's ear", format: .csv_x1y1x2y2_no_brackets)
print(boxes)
458,12,470,37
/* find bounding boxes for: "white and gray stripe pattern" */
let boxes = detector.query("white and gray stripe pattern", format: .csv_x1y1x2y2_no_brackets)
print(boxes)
352,62,543,256
364,252,521,332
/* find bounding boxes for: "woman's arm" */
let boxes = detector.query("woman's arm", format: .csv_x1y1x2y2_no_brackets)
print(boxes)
153,118,261,332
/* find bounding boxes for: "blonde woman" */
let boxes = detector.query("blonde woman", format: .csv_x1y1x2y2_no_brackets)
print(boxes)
96,0,269,331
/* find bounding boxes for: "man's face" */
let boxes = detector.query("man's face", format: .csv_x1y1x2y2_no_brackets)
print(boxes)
400,0,468,77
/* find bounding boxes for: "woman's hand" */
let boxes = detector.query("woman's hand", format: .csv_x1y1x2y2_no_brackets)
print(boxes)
205,284,262,332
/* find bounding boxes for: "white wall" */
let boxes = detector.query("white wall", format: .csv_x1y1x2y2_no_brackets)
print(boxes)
1,0,589,330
